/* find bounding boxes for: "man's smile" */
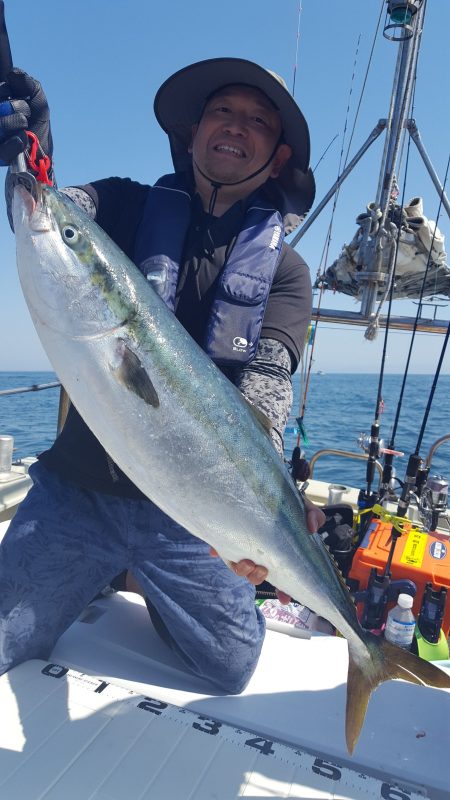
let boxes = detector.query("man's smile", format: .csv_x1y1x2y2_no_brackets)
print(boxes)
213,143,246,159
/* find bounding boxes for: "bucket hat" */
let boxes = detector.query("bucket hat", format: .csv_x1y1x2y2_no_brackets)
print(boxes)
154,57,315,232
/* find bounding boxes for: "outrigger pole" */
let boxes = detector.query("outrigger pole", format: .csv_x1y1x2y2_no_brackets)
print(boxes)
292,0,449,331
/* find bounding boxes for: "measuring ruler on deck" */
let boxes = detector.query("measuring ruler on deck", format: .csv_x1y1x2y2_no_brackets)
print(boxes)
10,662,427,800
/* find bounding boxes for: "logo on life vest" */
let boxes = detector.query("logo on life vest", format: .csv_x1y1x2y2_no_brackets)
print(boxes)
269,225,282,250
233,336,249,352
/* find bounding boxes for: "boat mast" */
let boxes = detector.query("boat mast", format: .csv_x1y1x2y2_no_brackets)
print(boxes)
293,0,449,332
359,0,425,318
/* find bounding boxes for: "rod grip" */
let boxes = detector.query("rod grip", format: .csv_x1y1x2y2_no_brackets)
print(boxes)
0,2,13,83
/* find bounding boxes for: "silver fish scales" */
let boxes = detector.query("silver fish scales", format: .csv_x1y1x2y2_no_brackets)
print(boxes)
13,183,450,753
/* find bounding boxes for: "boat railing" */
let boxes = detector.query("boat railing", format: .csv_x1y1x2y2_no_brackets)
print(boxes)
0,381,61,397
426,435,450,468
308,448,383,480
0,381,65,460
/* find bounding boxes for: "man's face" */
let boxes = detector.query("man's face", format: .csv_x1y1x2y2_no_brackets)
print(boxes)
190,85,291,193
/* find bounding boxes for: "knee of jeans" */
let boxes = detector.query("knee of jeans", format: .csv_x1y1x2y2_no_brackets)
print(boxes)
209,648,261,694
203,623,265,695
217,668,254,695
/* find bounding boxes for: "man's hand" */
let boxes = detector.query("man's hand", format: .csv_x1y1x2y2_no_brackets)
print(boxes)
210,497,326,604
0,69,53,171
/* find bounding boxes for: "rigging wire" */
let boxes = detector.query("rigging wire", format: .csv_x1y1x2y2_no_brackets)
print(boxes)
319,32,362,276
317,0,385,281
342,0,385,170
296,11,382,445
291,1,302,98
312,134,339,175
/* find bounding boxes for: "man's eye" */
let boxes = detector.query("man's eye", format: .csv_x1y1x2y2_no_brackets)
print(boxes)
253,116,268,126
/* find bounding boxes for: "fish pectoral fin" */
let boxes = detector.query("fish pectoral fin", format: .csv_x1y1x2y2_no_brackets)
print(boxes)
110,340,159,408
345,633,450,755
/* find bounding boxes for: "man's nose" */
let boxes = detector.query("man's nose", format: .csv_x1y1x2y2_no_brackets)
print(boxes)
222,113,248,135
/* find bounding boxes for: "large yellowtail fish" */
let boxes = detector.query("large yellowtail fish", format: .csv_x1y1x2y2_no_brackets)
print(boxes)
12,183,450,753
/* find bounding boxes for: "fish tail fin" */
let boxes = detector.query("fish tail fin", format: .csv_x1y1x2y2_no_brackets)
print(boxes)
346,632,450,754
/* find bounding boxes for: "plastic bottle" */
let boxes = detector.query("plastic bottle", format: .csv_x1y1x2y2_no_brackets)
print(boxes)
384,593,416,648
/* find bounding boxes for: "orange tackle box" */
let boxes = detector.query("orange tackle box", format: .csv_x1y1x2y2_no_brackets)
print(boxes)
349,519,450,635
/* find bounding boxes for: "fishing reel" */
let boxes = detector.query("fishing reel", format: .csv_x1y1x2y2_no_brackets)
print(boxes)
418,475,449,533
357,432,385,456
290,445,310,483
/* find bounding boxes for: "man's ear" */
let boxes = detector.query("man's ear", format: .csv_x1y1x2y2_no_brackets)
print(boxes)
188,123,198,154
270,143,292,178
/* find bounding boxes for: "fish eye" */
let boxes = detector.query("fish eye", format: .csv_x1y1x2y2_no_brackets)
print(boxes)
61,224,80,245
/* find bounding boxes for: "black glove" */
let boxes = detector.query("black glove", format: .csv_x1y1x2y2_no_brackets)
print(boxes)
0,68,53,178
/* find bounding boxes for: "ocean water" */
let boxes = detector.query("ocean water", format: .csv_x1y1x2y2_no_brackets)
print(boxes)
285,372,450,487
0,371,449,489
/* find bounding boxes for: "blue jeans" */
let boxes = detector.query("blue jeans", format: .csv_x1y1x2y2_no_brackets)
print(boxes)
0,462,265,692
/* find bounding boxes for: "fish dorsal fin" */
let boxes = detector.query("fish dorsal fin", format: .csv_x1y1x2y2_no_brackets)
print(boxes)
242,396,273,437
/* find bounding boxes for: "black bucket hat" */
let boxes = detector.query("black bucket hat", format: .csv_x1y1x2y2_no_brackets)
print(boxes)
154,57,315,233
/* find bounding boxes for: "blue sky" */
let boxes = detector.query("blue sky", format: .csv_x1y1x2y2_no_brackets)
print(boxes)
0,0,449,374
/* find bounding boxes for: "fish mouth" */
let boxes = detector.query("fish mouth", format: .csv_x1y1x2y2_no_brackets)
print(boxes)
13,184,35,219
13,183,54,233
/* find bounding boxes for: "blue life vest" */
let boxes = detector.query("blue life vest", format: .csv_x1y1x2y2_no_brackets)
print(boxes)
134,173,284,366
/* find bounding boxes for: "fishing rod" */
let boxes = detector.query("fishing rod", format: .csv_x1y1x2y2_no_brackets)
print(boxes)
356,157,450,630
358,0,439,508
0,2,70,434
0,1,26,174
362,172,449,578
380,295,450,583
379,154,450,504
382,310,449,579
368,137,417,504
0,1,11,82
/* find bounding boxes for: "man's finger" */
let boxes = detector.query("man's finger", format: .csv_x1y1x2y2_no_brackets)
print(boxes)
276,590,291,605
305,501,326,533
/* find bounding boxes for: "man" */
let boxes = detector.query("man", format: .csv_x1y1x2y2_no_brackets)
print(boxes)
0,58,324,691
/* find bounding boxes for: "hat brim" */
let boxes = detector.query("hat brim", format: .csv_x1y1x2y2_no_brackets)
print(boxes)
154,57,315,226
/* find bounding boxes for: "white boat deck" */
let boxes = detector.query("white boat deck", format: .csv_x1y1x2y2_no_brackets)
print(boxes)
0,586,449,799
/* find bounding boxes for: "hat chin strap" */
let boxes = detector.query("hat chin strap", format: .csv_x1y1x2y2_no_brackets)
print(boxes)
194,134,283,215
